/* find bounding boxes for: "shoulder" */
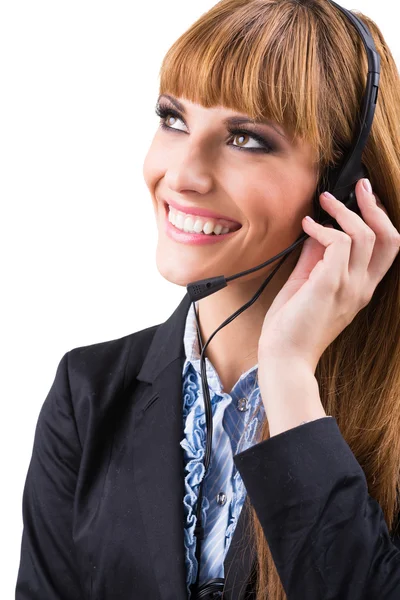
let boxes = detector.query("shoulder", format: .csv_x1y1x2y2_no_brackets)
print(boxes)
66,323,161,389
29,323,164,493
55,323,161,439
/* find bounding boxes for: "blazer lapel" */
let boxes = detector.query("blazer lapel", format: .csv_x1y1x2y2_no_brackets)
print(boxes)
133,293,256,600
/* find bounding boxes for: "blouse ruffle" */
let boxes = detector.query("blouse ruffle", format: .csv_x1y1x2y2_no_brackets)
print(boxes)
180,367,216,592
180,364,264,598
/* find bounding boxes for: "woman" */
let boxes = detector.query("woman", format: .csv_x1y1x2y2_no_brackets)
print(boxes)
16,0,400,599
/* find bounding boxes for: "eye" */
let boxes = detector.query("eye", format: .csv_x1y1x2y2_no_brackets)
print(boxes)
229,131,267,151
155,105,187,132
154,102,275,154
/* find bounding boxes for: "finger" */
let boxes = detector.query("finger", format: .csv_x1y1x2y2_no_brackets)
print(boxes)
302,216,351,291
289,233,326,282
356,181,397,236
319,185,374,276
352,180,400,282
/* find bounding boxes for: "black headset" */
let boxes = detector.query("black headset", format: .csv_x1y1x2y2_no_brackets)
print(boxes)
185,1,381,598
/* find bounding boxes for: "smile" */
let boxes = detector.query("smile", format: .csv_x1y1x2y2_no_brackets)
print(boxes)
167,204,240,235
163,203,242,246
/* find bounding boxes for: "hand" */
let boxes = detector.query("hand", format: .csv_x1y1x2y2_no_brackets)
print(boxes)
258,179,400,373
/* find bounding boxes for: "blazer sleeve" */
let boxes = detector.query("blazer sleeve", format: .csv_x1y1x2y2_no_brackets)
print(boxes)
16,352,84,600
233,416,400,600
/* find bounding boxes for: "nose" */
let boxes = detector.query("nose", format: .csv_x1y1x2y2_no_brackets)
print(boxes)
163,145,214,197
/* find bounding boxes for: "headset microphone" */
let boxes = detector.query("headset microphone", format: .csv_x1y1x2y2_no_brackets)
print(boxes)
187,2,380,597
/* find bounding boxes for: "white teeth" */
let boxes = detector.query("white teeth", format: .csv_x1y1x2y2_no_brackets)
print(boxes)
193,219,204,233
203,221,215,235
168,206,234,235
183,216,195,232
175,213,185,229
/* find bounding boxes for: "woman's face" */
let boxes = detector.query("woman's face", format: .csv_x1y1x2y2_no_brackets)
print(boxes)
143,94,319,288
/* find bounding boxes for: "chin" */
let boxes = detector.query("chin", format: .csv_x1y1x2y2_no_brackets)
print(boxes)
155,247,204,288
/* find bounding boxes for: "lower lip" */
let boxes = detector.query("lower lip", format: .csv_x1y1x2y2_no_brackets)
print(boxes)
164,204,241,245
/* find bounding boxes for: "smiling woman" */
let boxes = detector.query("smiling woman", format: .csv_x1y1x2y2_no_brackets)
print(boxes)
15,1,400,600
138,1,400,597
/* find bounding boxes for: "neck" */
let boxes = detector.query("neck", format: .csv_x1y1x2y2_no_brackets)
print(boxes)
195,248,301,394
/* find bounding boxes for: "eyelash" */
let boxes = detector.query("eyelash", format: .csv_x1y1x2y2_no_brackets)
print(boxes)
154,103,275,154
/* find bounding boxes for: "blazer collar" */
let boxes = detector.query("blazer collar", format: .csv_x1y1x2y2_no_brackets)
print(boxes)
137,292,192,385
134,292,256,600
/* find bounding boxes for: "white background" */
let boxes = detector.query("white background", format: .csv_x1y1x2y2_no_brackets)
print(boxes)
1,1,398,596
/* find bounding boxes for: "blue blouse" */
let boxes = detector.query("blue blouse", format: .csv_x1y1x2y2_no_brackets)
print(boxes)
180,301,265,598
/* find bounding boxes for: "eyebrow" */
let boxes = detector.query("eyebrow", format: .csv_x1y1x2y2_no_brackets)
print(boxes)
157,94,288,140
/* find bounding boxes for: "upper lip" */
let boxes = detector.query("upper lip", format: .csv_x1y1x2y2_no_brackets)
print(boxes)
163,198,242,227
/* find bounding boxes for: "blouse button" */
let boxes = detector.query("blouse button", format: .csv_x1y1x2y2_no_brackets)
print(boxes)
216,492,227,506
237,397,249,412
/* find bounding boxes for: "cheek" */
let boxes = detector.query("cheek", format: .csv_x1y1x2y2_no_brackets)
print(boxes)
236,178,309,236
239,180,283,224
229,161,292,219
224,172,271,217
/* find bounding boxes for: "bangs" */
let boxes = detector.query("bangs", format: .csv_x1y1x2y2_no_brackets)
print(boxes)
158,1,331,167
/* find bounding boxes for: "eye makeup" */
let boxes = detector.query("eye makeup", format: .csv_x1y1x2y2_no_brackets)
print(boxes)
154,100,279,155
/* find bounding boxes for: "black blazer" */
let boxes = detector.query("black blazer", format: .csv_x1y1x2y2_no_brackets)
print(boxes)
16,292,400,600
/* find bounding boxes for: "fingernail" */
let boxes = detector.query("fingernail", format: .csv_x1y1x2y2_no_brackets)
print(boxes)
322,191,336,201
363,178,372,193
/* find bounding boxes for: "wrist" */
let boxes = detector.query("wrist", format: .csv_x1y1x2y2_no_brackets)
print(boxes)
257,360,325,437
257,350,316,376
258,359,318,395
